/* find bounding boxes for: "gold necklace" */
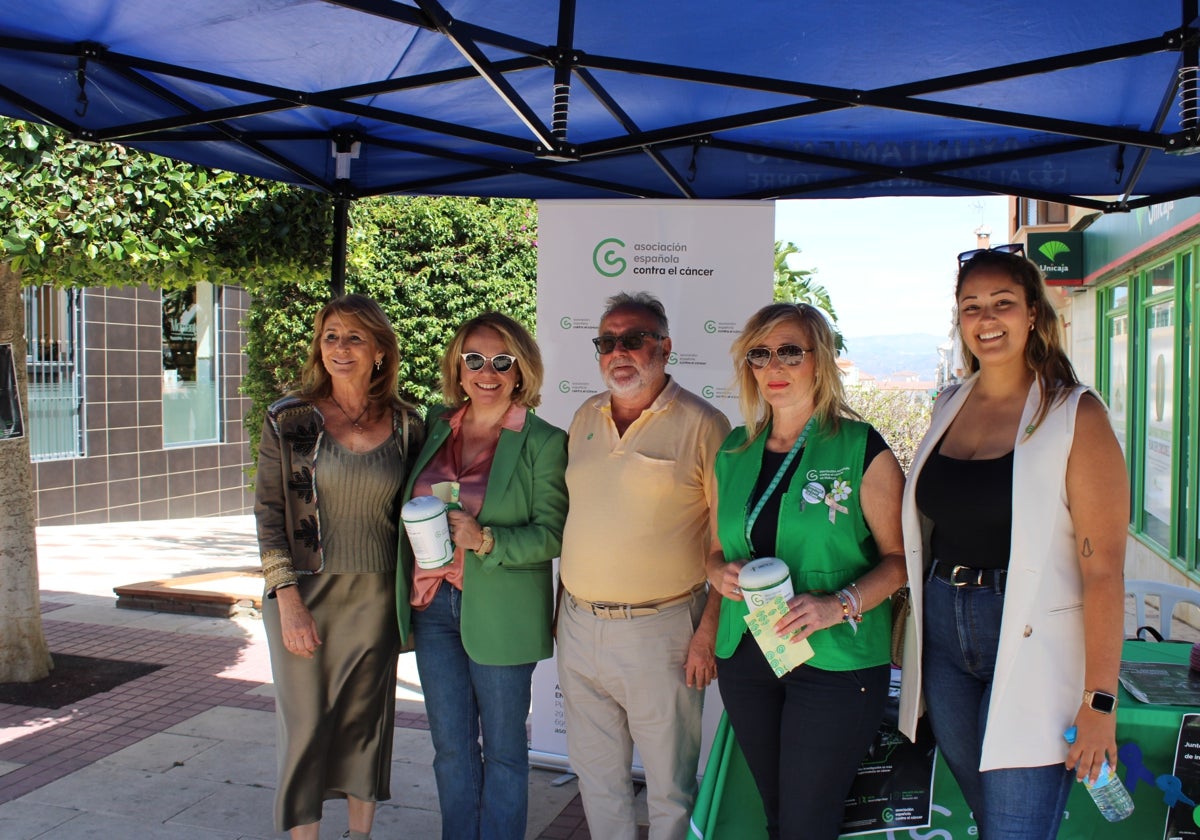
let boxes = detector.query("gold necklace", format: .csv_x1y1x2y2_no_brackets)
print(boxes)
330,396,370,434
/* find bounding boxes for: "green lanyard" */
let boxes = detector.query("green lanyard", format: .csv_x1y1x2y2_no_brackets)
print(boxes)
744,417,815,553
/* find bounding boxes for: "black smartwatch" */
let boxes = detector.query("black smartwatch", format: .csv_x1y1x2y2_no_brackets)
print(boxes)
1083,689,1118,715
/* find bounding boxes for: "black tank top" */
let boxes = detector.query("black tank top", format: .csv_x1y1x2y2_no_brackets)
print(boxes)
915,440,1014,570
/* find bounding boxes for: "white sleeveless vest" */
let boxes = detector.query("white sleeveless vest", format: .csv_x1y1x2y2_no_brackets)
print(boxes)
898,376,1097,770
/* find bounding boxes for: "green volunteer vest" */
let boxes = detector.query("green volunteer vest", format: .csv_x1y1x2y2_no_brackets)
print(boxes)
714,418,890,670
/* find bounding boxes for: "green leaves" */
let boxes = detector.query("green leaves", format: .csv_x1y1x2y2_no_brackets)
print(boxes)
773,239,846,353
0,117,330,290
242,196,538,465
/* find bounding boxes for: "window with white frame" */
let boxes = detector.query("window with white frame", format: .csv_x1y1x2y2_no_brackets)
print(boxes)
162,282,219,446
22,286,84,460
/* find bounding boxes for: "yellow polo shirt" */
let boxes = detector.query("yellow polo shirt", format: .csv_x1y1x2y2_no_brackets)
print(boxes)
560,378,730,604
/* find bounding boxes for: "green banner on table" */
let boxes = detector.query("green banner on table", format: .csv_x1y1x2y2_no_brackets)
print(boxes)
688,710,937,839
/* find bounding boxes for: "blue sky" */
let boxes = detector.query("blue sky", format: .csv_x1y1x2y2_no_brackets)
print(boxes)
774,195,1011,339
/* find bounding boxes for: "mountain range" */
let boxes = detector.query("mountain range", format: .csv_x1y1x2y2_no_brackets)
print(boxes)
841,333,949,382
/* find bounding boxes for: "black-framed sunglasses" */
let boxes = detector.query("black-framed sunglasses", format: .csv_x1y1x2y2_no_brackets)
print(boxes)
592,330,665,355
957,243,1025,266
745,344,813,368
461,352,517,373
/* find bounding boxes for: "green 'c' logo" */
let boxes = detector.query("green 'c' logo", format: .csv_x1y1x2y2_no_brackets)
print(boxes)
593,238,626,277
558,380,571,393
560,316,572,329
702,385,715,398
704,320,717,334
668,351,679,365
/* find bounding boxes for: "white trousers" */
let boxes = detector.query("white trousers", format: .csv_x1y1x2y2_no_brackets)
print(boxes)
556,590,706,840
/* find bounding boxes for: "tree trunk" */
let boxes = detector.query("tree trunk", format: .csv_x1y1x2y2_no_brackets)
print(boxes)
0,262,51,683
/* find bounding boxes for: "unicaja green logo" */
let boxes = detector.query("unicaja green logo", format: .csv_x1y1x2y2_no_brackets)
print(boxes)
559,316,572,329
558,380,571,393
1038,240,1071,262
702,385,715,399
704,320,717,334
593,238,626,277
668,351,679,365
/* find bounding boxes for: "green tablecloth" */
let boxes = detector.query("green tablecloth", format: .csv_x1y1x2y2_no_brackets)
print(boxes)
688,641,1200,839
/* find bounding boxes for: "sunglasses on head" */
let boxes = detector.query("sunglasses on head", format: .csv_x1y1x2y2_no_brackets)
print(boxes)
957,243,1025,266
592,330,665,355
461,352,517,373
745,344,813,368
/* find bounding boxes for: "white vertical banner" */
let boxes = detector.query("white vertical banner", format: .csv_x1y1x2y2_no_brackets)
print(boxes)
530,199,775,773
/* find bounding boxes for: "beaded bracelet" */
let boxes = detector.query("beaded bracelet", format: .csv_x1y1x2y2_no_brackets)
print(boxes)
834,588,860,634
848,581,864,611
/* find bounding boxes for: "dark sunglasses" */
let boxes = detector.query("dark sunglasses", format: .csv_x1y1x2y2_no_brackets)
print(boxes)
461,352,517,373
957,243,1025,266
745,344,813,368
592,330,665,355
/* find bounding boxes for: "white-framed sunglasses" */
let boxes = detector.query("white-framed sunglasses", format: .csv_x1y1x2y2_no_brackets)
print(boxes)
461,352,517,373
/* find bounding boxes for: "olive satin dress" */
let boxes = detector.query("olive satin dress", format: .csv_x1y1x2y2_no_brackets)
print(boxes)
262,434,403,830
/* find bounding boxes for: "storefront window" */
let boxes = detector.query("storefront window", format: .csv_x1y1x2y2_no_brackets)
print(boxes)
1140,262,1175,548
162,282,219,446
1107,307,1128,459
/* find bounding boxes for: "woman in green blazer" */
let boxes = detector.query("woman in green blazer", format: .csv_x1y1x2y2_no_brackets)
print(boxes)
397,312,568,840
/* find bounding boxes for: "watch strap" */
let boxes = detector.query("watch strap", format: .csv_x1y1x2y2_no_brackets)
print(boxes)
1083,689,1118,714
477,526,495,555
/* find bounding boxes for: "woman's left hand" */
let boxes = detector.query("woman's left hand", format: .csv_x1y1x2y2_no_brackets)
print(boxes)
1065,706,1119,784
774,591,845,642
447,509,485,553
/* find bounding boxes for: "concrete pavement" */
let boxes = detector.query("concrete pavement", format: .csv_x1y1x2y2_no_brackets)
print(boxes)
0,516,590,840
3,515,1194,839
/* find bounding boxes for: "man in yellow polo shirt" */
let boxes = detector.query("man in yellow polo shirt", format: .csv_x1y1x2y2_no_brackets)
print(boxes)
557,291,730,840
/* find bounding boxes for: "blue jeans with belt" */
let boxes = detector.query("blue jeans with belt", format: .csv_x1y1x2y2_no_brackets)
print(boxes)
413,584,536,840
922,571,1073,840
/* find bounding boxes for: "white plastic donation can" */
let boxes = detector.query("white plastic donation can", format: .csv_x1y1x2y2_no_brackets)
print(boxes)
738,557,794,610
401,495,454,569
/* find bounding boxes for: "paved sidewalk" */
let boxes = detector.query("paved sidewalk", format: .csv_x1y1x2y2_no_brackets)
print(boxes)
3,516,1194,839
0,516,592,840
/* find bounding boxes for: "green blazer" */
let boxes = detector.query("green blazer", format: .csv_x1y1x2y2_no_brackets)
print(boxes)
397,405,568,665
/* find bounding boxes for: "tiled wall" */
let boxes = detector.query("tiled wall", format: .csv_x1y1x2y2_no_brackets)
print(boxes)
31,284,254,525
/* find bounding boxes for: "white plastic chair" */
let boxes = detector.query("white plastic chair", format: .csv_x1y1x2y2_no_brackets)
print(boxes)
1126,579,1200,641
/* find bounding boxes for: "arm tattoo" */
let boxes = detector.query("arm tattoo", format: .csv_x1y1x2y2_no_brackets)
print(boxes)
1081,537,1094,558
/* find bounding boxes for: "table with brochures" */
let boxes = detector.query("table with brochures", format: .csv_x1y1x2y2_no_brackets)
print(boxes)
688,641,1200,839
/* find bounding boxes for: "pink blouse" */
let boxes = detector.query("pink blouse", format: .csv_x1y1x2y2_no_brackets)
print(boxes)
410,402,527,608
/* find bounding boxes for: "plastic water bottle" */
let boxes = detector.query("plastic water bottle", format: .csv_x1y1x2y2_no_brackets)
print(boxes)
1063,726,1134,822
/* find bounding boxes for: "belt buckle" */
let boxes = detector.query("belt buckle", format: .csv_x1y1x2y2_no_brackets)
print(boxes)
950,565,983,586
590,601,630,620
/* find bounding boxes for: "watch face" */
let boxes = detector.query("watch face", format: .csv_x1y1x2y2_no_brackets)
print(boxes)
1090,691,1117,714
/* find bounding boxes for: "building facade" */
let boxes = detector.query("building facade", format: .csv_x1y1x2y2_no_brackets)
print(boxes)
23,282,254,526
1015,197,1200,590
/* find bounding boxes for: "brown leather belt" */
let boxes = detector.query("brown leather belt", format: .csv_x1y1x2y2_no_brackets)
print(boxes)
566,583,704,620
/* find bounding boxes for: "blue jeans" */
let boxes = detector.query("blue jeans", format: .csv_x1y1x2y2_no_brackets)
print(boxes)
413,585,536,840
922,574,1073,840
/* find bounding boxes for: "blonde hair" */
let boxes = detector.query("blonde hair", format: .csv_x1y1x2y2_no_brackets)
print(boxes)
439,312,544,408
730,303,858,443
298,294,410,411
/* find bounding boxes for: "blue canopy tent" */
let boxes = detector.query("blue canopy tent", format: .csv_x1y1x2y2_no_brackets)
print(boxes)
2,0,1200,288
